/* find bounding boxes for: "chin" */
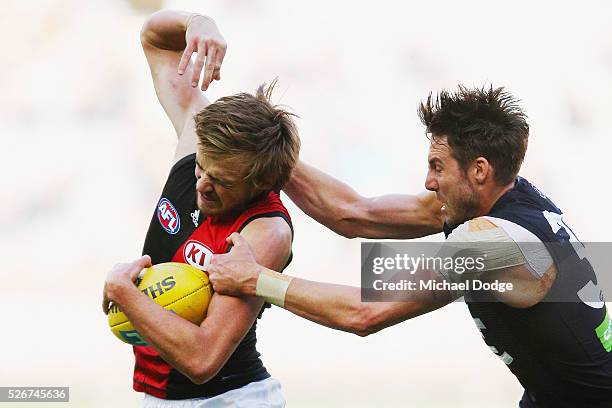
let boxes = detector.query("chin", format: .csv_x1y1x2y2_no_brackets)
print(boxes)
444,210,463,229
445,217,456,229
198,205,222,216
197,200,221,216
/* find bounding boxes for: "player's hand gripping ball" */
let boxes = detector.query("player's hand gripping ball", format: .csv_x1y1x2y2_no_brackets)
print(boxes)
108,262,212,345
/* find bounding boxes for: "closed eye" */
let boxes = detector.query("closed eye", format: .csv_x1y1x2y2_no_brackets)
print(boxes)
428,159,443,172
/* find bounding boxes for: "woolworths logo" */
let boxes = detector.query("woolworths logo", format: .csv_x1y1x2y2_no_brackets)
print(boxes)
595,309,612,352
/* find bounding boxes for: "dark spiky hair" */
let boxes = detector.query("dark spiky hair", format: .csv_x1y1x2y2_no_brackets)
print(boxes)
418,85,529,185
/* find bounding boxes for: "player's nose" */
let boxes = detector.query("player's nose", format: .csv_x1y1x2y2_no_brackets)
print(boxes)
196,175,214,193
425,170,438,192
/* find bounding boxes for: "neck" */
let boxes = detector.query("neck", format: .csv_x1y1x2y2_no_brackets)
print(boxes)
477,180,516,217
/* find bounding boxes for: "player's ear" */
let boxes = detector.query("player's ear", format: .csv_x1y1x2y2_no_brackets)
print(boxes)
251,179,274,194
472,157,490,185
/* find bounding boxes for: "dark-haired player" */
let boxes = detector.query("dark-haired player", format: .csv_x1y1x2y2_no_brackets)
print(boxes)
208,86,612,407
102,9,300,407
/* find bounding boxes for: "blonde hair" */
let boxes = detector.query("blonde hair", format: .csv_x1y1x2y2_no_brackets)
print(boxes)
194,80,300,191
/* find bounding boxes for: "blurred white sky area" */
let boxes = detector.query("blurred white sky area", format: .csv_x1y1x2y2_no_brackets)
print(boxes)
2,0,612,407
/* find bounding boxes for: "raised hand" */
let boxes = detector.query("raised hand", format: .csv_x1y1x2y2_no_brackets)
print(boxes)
178,14,227,91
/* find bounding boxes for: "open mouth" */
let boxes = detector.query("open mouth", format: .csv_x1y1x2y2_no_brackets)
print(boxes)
199,193,217,205
436,195,447,212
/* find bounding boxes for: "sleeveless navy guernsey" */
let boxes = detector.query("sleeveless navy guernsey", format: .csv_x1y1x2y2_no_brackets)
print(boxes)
444,177,612,407
134,153,292,399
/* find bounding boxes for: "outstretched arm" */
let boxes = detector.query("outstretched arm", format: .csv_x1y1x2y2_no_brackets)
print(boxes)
268,275,450,336
284,161,444,239
208,233,452,336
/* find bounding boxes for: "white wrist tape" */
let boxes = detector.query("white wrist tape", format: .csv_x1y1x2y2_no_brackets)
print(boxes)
255,269,293,307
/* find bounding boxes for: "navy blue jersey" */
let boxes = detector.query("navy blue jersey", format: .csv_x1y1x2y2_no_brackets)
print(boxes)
444,177,612,407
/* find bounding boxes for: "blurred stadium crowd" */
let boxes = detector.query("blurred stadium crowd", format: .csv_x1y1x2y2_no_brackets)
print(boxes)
2,0,611,406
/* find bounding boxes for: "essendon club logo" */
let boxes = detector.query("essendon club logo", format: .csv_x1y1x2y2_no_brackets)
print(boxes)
157,198,180,234
183,240,214,270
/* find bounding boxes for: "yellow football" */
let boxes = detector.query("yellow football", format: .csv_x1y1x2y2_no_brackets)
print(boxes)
108,262,212,345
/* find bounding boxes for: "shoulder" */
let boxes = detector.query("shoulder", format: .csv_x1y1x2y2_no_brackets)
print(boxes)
445,216,553,280
237,192,292,232
446,217,504,242
239,194,293,246
240,216,293,273
170,152,197,174
162,153,197,192
241,217,292,244
447,216,545,244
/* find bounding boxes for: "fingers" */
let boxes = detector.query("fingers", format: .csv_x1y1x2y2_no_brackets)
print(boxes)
103,255,152,315
206,269,226,294
102,289,110,315
181,41,225,89
215,46,226,70
201,47,217,91
207,267,220,282
178,41,195,75
209,253,221,266
226,232,247,247
191,41,208,88
130,255,152,281
212,46,226,82
140,255,153,268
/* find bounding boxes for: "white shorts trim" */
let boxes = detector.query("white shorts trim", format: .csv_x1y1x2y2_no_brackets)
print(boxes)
143,377,285,408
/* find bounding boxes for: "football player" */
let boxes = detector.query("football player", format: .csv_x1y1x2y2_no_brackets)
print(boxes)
208,86,612,408
103,9,299,407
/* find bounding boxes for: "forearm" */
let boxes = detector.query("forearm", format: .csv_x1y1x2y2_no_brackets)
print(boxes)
284,162,444,239
252,268,448,336
141,10,213,51
208,234,452,334
283,161,367,238
283,278,373,335
109,283,210,381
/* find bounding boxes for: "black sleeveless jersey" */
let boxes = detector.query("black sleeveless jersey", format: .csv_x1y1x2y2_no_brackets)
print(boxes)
444,177,612,407
133,154,293,400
